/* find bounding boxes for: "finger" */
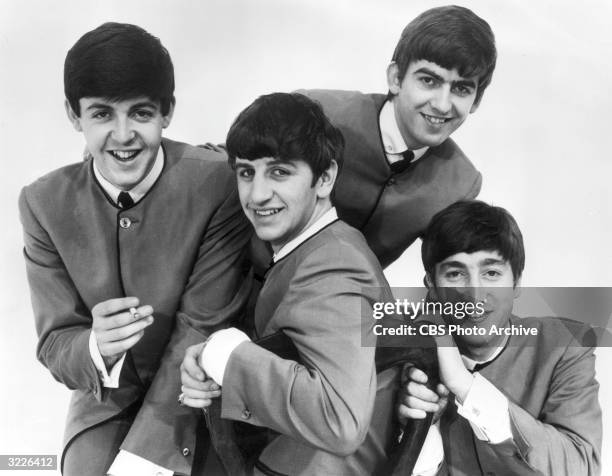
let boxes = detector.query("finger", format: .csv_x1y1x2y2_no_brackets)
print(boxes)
406,381,439,402
182,385,221,400
93,305,154,331
407,367,429,384
403,394,440,413
92,297,140,318
97,315,154,343
99,330,145,357
437,383,450,397
180,369,214,390
181,396,213,409
398,404,427,420
182,344,206,381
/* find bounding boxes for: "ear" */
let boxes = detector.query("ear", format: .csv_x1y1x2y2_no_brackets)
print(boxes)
386,62,402,95
65,99,82,132
469,99,479,114
424,273,436,294
161,99,176,129
513,277,522,299
315,160,338,199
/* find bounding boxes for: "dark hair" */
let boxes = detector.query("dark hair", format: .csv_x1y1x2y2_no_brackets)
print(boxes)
64,22,175,116
422,200,525,283
391,5,496,105
226,92,344,185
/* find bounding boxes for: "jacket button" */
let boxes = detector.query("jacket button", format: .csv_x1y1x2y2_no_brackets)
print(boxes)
387,178,396,186
242,409,251,420
182,447,190,456
119,217,132,229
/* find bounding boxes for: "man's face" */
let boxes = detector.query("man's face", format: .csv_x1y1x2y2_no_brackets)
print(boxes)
66,96,174,190
387,60,479,149
235,157,333,252
430,250,518,352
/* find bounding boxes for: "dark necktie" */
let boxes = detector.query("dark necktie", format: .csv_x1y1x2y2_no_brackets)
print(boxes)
118,191,134,209
389,150,415,174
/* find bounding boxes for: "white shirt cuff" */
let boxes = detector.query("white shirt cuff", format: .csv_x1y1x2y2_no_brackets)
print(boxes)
88,330,126,388
107,450,172,476
456,372,512,444
199,327,250,386
412,421,444,476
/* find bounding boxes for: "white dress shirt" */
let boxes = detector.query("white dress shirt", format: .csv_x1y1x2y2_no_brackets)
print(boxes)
88,147,164,388
412,344,513,476
88,148,171,476
379,100,428,165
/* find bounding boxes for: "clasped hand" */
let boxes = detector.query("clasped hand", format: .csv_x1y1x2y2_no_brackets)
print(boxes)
180,342,221,408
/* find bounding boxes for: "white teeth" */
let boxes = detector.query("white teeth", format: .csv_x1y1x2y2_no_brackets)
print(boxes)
423,114,448,125
254,208,281,216
110,150,139,160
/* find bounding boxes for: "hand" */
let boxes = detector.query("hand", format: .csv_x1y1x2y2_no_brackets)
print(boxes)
91,297,154,369
433,331,474,403
397,366,449,425
180,342,221,409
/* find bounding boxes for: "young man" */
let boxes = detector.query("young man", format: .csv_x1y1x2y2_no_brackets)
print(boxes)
398,201,601,475
180,93,396,475
295,6,497,268
18,23,251,476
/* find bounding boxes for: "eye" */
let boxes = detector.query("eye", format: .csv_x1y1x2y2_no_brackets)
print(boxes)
271,167,291,178
444,270,464,281
419,76,437,87
133,109,155,121
91,110,110,120
483,269,502,279
452,84,475,97
236,168,254,179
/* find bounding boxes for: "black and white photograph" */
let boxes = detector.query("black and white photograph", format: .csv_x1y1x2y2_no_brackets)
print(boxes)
1,0,610,474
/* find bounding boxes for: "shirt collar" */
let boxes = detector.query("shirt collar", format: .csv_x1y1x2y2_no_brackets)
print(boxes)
461,336,509,371
273,207,339,263
379,100,428,163
93,146,164,205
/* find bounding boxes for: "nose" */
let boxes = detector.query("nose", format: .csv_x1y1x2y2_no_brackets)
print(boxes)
465,274,487,303
111,117,136,144
429,86,452,115
249,174,273,205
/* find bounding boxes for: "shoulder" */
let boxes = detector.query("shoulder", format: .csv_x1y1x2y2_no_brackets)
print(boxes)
295,89,384,116
161,137,237,200
20,160,90,214
290,221,387,284
509,316,598,362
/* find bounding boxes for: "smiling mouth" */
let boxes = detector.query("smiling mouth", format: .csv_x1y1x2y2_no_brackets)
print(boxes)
421,113,452,125
466,309,492,322
108,150,141,162
252,208,283,217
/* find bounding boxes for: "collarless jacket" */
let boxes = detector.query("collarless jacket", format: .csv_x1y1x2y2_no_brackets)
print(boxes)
19,138,252,474
439,316,601,475
222,221,398,475
299,89,482,268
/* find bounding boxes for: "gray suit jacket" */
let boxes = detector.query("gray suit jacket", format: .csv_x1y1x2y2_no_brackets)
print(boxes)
222,220,397,475
19,138,252,474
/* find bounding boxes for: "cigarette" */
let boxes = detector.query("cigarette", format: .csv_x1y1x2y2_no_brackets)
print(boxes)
129,307,140,320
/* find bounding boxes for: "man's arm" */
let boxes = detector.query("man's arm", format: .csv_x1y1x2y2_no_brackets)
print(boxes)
498,345,601,475
219,242,380,456
119,180,253,474
19,187,104,400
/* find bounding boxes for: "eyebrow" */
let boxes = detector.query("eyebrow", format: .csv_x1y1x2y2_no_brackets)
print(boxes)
438,261,467,270
84,101,159,111
414,67,477,89
480,258,506,266
438,258,506,269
